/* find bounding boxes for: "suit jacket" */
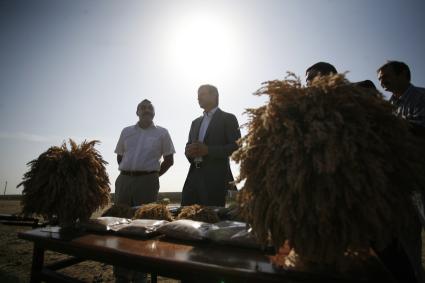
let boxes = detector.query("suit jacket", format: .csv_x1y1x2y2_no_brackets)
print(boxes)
182,108,241,206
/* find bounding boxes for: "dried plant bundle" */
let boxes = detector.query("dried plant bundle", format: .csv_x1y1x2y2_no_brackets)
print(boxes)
233,74,425,264
177,205,220,223
102,204,134,219
133,203,173,221
18,139,111,226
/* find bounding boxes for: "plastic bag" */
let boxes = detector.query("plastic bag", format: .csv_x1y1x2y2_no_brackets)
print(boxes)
114,219,169,237
156,219,215,241
206,221,261,249
80,217,131,232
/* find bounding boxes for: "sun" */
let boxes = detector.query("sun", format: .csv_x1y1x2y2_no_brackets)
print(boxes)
164,13,240,82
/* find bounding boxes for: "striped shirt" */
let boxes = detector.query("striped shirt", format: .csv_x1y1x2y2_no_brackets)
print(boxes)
390,84,425,128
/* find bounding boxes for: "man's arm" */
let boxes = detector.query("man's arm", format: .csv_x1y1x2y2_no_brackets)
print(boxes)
185,121,196,162
409,92,425,137
411,89,425,128
115,128,125,166
159,154,174,176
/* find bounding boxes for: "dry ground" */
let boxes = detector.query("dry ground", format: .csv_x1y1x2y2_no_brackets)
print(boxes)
0,200,178,283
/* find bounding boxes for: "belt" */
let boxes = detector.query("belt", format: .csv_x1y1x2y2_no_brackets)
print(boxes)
120,170,158,176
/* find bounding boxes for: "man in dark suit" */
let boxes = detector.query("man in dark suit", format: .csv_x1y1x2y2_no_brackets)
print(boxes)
182,84,241,207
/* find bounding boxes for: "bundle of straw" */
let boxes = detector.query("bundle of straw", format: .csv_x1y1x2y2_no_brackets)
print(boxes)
177,205,220,223
233,74,425,264
18,139,110,226
134,203,173,221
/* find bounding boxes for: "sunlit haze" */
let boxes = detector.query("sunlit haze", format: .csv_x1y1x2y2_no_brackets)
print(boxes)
164,12,241,83
1,0,425,194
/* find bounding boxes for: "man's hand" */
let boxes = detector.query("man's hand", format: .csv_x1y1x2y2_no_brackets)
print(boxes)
185,142,208,158
159,154,174,176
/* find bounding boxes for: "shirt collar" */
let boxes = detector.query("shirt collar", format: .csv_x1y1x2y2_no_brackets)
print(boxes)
391,84,414,103
135,122,156,129
403,84,414,96
203,106,218,117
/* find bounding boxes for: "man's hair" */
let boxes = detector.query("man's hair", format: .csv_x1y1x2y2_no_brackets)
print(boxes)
377,61,411,81
306,62,337,80
140,99,151,104
137,99,154,111
356,80,377,89
199,84,219,104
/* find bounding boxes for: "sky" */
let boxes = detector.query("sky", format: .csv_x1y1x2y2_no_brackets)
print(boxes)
1,0,425,195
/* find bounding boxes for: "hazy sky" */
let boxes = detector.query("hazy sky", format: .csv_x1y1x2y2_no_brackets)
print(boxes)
1,0,425,194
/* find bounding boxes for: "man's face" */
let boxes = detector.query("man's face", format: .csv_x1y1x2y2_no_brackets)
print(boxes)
378,67,402,93
306,70,319,86
137,101,155,122
198,87,215,109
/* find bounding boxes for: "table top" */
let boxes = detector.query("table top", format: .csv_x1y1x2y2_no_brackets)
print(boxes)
19,228,395,283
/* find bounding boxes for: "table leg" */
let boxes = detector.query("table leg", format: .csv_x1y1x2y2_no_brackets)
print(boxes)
151,273,157,283
30,244,45,283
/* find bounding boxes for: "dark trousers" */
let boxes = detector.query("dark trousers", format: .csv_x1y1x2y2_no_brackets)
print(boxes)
181,167,226,207
115,173,159,207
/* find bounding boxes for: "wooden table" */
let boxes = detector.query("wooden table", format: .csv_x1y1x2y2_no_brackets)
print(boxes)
18,228,396,283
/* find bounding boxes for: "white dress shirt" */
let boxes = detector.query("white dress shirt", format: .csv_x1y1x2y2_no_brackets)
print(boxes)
194,107,218,164
115,123,175,171
198,107,218,142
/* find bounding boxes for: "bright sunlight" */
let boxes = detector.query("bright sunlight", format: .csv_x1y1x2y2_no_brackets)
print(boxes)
164,12,240,83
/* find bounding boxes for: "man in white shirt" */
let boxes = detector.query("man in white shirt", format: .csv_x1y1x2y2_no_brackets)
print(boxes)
114,99,175,283
114,99,175,206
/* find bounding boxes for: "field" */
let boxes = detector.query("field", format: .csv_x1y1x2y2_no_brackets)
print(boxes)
0,200,178,283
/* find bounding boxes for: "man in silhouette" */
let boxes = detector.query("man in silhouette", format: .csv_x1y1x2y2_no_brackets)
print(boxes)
182,84,241,207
